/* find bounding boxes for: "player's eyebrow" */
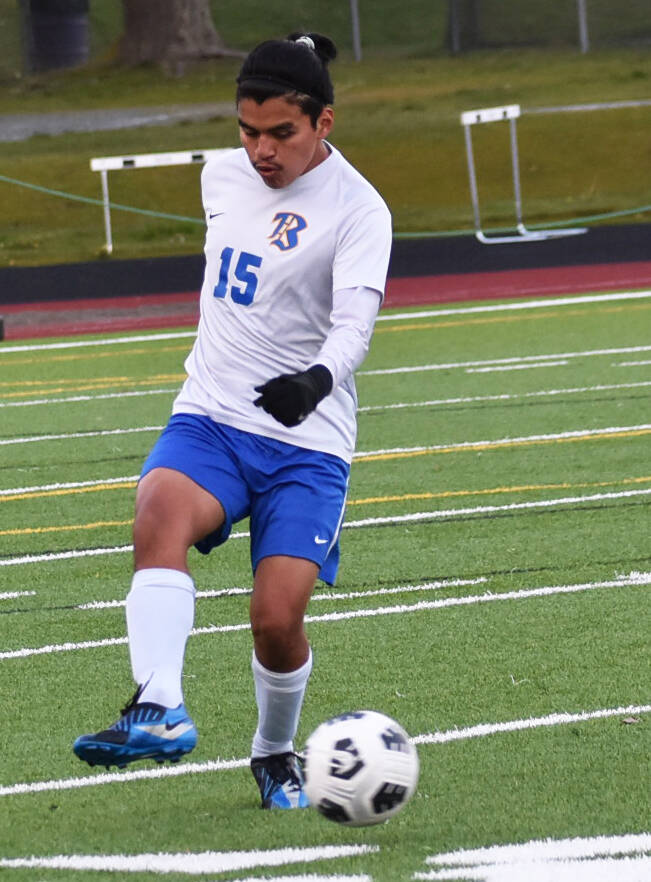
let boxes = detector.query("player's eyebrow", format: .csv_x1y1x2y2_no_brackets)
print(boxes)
238,119,297,136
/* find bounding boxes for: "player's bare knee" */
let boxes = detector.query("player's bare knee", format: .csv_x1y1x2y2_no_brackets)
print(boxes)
251,612,304,661
133,493,172,545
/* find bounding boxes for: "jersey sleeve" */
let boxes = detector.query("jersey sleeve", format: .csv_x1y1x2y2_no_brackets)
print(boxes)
310,285,382,389
332,198,393,296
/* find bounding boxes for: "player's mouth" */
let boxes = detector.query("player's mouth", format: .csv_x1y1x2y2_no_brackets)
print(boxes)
255,163,286,188
255,163,281,178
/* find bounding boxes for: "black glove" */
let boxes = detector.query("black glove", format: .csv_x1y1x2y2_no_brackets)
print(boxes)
254,364,333,428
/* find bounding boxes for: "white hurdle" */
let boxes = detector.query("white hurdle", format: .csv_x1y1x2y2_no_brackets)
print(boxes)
90,148,232,254
460,104,587,245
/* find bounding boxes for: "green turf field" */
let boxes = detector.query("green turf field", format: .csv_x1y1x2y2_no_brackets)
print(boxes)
0,287,649,880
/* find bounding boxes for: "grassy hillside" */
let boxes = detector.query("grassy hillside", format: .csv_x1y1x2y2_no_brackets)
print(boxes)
0,12,649,267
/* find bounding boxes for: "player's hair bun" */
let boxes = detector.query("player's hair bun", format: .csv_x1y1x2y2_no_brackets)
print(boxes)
287,32,337,66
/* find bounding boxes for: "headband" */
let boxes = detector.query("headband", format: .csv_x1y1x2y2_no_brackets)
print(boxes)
236,73,328,105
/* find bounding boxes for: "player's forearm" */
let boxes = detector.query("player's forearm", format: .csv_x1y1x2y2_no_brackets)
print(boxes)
252,286,382,428
310,286,382,388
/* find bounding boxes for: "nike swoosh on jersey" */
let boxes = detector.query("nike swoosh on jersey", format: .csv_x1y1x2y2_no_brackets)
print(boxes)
208,211,225,219
136,722,195,740
314,535,328,545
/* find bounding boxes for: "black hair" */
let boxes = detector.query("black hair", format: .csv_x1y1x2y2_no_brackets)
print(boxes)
236,32,337,127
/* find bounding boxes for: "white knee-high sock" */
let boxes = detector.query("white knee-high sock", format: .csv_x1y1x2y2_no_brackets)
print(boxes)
251,650,313,758
126,568,195,708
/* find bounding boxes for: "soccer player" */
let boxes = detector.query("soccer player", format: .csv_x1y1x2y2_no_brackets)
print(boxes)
73,32,392,810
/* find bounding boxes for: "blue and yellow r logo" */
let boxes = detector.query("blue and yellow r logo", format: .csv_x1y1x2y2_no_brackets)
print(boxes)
269,212,307,251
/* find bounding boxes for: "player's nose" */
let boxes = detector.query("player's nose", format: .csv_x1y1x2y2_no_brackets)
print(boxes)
255,134,276,160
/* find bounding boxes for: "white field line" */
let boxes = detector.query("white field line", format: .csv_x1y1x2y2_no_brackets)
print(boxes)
466,360,568,373
342,488,651,527
0,425,163,447
425,831,651,868
2,487,650,569
0,331,196,355
0,844,378,875
355,424,651,459
617,360,651,367
0,376,646,427
374,289,651,320
357,381,651,413
1,342,650,380
418,832,651,882
357,345,651,376
411,701,651,746
78,578,488,610
2,420,650,453
0,388,177,409
2,572,648,661
1,702,648,798
3,378,650,415
0,347,648,417
0,290,647,355
80,587,251,609
416,855,651,881
0,475,140,497
0,545,133,568
0,590,36,601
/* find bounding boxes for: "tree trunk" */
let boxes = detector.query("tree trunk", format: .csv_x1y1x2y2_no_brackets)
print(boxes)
447,0,481,53
120,0,240,70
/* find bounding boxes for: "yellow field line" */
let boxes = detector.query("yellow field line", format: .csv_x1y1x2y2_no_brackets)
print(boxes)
375,322,439,333
0,375,132,388
375,314,552,333
0,375,184,398
356,427,651,462
6,475,650,537
348,475,651,505
347,492,435,505
1,481,137,503
0,372,182,388
0,520,131,537
0,345,190,368
3,428,650,505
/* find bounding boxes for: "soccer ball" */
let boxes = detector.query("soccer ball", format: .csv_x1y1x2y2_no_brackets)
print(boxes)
303,710,419,826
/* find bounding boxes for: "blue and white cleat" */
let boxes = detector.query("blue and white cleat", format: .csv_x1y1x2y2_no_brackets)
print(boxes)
250,752,309,809
73,690,197,770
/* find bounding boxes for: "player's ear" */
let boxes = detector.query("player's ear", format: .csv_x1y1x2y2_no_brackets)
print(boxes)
316,106,334,139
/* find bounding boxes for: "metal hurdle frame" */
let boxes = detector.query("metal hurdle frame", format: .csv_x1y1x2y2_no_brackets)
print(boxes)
90,148,233,254
461,104,587,245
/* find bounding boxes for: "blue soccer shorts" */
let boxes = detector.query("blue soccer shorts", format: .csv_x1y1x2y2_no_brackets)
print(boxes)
140,413,350,585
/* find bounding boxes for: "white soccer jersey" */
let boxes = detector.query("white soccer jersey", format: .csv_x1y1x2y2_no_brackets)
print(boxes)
173,143,392,462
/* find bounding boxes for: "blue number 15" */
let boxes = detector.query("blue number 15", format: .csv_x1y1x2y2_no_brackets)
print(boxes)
213,247,262,306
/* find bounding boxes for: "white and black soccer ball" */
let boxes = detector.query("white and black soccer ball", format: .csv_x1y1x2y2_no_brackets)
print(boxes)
303,710,419,826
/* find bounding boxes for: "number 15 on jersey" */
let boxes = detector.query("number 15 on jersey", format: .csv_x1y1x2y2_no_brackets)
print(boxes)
213,247,263,306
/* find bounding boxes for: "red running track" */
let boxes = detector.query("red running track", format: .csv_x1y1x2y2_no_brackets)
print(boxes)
2,260,651,340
